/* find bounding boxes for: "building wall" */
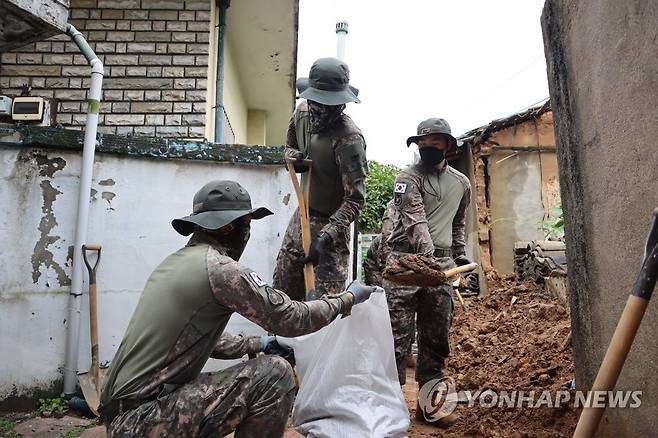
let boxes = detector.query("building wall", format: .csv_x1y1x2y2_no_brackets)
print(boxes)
222,41,248,143
0,0,211,139
0,146,297,405
542,1,658,435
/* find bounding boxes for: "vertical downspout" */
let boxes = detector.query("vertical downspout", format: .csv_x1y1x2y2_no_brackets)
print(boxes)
214,0,230,143
63,24,104,396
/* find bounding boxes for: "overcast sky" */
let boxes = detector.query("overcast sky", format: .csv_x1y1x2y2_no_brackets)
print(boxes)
296,0,550,166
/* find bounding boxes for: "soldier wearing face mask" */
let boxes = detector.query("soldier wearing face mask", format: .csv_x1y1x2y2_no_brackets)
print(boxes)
274,58,368,301
385,118,471,428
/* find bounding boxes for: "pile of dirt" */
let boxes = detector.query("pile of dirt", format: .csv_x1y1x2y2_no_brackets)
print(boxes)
406,272,577,437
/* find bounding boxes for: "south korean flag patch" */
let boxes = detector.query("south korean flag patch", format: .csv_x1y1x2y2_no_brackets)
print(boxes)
249,271,267,287
394,183,407,194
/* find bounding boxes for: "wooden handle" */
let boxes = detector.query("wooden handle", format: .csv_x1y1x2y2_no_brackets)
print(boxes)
89,282,100,383
573,295,649,438
443,263,479,279
286,161,315,297
83,243,102,251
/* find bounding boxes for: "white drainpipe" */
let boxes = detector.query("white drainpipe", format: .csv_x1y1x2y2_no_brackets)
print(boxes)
63,24,104,395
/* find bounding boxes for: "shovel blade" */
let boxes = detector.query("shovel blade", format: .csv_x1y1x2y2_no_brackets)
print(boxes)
78,367,108,416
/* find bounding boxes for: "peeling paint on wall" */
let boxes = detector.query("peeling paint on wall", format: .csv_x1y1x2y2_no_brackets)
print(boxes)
282,193,290,205
99,179,116,186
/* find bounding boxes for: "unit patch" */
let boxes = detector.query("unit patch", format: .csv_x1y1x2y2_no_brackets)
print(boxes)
266,286,285,306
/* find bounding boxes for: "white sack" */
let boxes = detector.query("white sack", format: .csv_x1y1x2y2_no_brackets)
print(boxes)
279,291,409,438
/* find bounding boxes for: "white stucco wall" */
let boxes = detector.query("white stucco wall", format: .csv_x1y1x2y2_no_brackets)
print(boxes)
0,147,296,400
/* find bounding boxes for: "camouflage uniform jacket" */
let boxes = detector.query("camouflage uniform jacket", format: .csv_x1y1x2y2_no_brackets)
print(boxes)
388,163,471,257
100,238,353,408
283,101,368,242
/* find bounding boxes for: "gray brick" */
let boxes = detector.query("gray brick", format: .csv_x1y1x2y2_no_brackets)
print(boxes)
127,42,156,53
57,114,73,124
106,31,134,41
55,89,87,100
188,126,205,138
89,9,101,18
42,54,73,65
105,113,145,125
156,43,168,54
134,126,156,136
124,90,145,100
185,67,207,77
17,53,43,64
9,78,29,87
94,42,116,53
149,10,178,20
45,77,69,88
98,0,139,8
186,90,206,102
157,126,189,137
179,11,195,20
116,43,128,53
182,113,204,126
171,32,195,42
126,66,147,76
117,21,131,30
162,66,184,77
185,21,209,32
51,42,65,53
165,114,181,125
192,102,205,112
102,9,124,19
196,32,210,43
72,9,91,18
172,55,195,66
104,55,139,65
111,67,127,77
196,79,207,89
72,114,88,125
161,90,185,100
196,11,210,21
49,34,69,41
59,102,81,112
145,114,164,124
104,78,172,89
1,53,16,63
166,21,186,31
97,126,117,135
32,78,46,88
68,19,85,28
87,31,107,41
70,78,83,88
115,126,134,136
130,21,152,31
112,102,131,112
133,102,172,112
187,44,208,54
125,10,148,19
195,55,208,66
86,20,116,30
103,90,123,100
142,0,182,9
0,77,12,88
31,89,54,98
135,31,171,42
173,102,192,112
2,65,61,76
152,21,166,31
62,66,88,76
139,55,172,65
174,78,195,89
167,43,186,54
144,90,161,100
73,55,88,65
34,42,52,52
186,1,210,10
146,67,163,77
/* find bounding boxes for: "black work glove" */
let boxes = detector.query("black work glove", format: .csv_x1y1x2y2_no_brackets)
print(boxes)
288,151,309,173
346,280,383,305
299,232,332,266
260,336,296,368
453,255,473,267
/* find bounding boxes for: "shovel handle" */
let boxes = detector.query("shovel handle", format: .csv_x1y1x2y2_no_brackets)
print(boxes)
573,208,658,438
82,244,101,285
443,263,479,279
82,244,101,374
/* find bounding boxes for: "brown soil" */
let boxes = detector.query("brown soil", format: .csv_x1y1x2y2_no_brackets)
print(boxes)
404,272,578,437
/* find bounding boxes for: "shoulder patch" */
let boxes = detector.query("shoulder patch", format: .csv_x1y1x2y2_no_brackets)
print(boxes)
249,271,267,287
265,286,285,306
394,183,407,194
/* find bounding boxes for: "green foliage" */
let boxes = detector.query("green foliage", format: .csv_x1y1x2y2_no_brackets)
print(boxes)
540,204,565,240
0,418,19,437
360,161,401,233
58,423,96,438
37,396,68,417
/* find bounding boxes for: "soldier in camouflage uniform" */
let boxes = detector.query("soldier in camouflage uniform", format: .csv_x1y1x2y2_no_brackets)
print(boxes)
385,118,471,428
363,200,397,287
99,180,378,438
273,57,368,301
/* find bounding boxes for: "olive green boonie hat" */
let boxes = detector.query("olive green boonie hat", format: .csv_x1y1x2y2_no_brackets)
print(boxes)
406,118,461,148
172,180,273,236
296,57,361,105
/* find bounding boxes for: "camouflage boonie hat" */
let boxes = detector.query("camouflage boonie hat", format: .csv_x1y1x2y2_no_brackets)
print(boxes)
406,118,460,148
296,57,360,105
172,180,273,236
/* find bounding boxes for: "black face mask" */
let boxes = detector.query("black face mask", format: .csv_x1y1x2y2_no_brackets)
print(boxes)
308,102,345,133
419,148,446,169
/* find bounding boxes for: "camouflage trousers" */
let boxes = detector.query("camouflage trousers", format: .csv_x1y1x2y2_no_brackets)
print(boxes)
273,208,350,301
384,253,455,386
106,356,295,438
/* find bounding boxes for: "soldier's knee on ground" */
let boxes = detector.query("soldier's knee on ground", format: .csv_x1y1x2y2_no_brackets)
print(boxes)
257,355,296,393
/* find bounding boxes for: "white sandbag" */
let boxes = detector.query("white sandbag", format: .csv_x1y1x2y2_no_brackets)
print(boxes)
278,291,409,438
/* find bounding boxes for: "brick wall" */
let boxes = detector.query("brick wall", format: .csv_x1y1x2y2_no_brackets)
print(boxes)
0,0,211,138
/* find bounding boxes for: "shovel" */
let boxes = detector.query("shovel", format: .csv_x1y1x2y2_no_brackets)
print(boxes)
573,208,658,437
77,243,108,416
286,159,316,300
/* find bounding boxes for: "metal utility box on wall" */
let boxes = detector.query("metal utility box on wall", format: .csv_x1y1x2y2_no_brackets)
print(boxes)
11,97,44,122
